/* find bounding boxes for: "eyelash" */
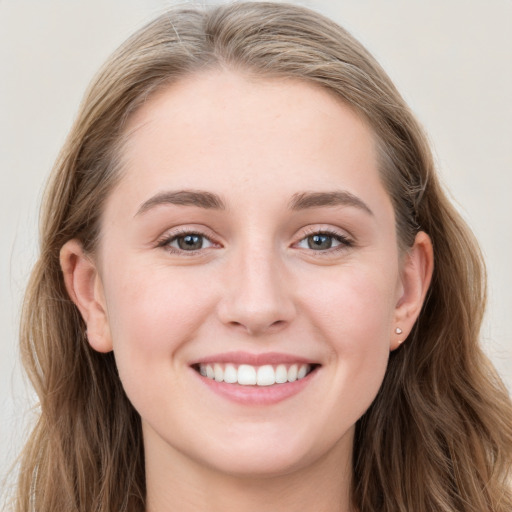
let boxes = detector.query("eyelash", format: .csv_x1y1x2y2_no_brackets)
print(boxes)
156,228,353,255
295,228,354,255
155,229,216,256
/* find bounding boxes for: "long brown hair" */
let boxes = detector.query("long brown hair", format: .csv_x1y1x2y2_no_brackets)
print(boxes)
12,3,512,511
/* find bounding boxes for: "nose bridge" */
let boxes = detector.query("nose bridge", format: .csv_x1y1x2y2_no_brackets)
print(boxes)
218,236,295,335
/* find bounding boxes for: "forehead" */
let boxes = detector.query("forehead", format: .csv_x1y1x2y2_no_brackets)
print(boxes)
111,69,388,215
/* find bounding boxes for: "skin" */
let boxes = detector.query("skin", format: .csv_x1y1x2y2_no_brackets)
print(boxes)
61,70,433,512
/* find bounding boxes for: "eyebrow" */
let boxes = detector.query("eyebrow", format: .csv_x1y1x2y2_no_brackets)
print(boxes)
135,188,373,217
289,191,373,215
136,189,226,215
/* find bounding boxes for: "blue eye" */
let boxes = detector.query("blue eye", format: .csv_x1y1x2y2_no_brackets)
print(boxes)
308,234,334,250
296,231,352,251
161,232,215,252
175,234,204,250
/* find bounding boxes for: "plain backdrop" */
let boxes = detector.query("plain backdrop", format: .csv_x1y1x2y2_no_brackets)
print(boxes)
1,0,511,485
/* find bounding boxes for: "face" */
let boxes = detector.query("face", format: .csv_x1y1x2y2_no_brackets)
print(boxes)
70,70,423,478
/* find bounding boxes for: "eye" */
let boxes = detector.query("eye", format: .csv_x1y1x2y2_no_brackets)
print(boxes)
295,231,352,251
158,231,216,252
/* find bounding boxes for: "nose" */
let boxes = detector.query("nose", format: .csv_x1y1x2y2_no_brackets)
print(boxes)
217,245,296,336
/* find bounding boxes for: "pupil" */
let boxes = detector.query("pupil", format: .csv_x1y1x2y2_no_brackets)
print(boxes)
178,234,202,250
308,234,332,250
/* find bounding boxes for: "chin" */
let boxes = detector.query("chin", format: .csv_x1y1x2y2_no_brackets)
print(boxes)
201,445,312,478
189,424,350,479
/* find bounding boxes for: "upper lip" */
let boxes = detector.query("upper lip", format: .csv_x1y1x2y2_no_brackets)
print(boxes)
191,351,319,366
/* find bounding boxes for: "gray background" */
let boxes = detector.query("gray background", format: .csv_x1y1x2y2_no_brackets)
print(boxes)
1,0,511,486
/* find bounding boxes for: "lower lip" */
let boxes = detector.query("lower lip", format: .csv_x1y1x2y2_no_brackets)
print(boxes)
192,367,318,405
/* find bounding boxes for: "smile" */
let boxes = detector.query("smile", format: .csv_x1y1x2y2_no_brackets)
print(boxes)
190,352,320,405
195,363,314,386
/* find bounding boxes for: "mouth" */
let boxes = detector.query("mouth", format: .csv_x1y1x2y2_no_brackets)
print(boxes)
189,352,321,404
191,362,319,386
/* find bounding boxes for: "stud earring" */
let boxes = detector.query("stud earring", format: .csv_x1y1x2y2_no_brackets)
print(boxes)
395,327,403,335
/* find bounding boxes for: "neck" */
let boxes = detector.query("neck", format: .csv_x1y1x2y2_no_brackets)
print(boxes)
144,429,354,512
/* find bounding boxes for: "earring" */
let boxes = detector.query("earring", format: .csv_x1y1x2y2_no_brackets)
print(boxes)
394,327,404,346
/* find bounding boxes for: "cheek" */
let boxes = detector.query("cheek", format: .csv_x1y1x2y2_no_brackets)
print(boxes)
298,265,396,408
101,267,218,423
101,263,214,375
300,263,398,342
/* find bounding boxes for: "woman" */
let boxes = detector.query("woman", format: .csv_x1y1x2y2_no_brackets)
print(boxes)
12,2,512,511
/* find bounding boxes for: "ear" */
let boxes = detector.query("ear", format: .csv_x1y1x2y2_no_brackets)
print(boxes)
60,239,113,353
391,231,434,350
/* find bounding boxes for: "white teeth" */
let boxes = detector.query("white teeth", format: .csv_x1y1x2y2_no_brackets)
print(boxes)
223,363,237,384
297,364,308,380
214,363,224,382
275,364,288,383
256,365,275,386
288,364,298,382
197,363,313,386
238,364,257,385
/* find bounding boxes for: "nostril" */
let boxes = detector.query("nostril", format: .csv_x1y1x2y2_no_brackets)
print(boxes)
246,318,289,336
268,319,287,331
